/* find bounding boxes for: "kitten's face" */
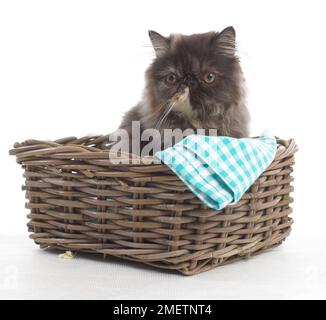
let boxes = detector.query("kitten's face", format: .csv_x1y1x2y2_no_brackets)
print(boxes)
146,27,243,121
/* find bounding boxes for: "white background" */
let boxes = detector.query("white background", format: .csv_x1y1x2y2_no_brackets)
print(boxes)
1,0,325,299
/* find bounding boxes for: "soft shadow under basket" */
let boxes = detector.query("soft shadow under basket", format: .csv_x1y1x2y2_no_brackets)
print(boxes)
10,135,298,275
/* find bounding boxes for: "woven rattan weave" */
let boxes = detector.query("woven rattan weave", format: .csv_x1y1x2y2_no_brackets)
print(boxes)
10,135,297,275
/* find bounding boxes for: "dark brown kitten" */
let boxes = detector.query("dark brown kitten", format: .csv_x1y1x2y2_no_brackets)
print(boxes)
117,27,250,151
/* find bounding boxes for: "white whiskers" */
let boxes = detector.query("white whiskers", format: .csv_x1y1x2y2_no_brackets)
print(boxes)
155,101,176,130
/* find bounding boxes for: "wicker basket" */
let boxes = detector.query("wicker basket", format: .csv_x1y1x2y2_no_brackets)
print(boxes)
10,135,297,275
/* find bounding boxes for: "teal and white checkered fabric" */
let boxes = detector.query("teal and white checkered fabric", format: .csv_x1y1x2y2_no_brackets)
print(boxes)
155,133,277,210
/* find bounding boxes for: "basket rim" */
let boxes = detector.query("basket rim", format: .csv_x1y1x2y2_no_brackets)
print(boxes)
9,135,298,166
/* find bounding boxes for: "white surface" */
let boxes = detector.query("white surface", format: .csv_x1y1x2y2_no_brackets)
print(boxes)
1,0,326,299
1,233,325,300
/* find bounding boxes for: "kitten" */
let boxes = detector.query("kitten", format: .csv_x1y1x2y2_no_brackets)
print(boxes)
113,27,250,154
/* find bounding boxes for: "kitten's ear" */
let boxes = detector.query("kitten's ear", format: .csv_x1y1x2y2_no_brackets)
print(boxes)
148,30,169,57
215,26,236,57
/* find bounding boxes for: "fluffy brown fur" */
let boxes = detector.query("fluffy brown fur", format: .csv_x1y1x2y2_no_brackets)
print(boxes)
118,27,250,151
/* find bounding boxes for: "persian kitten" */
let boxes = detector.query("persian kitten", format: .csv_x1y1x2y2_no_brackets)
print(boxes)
114,27,250,154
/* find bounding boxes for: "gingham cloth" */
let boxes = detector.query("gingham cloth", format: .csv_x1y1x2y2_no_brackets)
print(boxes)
155,133,277,210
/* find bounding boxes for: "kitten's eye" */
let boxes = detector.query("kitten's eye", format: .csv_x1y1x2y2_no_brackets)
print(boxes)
203,72,217,84
165,73,177,85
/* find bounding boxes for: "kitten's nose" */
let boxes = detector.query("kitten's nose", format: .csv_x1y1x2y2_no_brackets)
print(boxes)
184,75,198,88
